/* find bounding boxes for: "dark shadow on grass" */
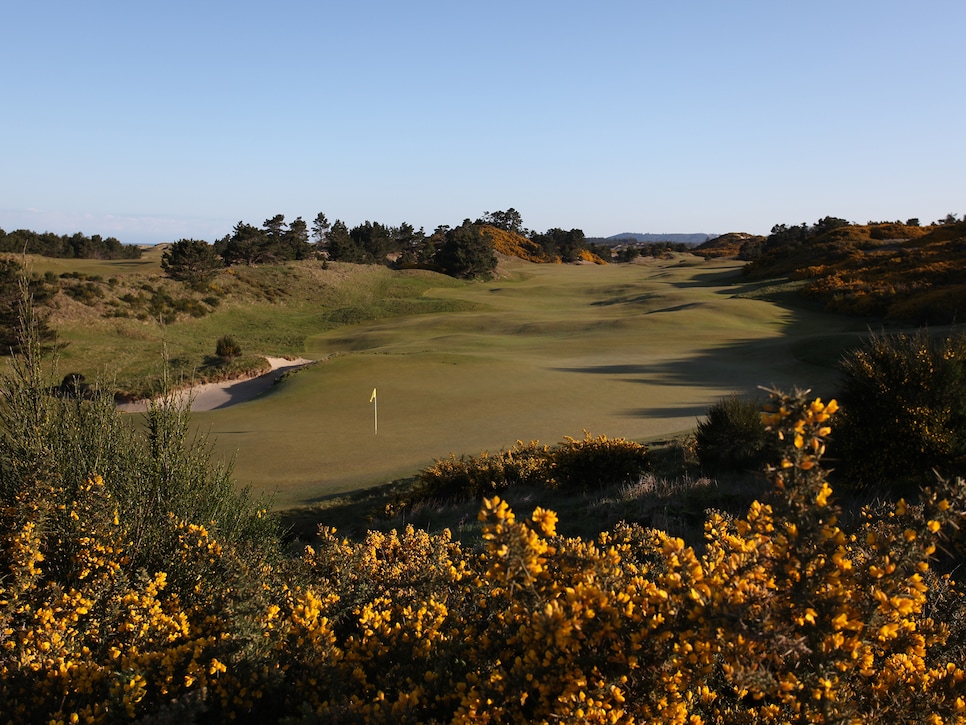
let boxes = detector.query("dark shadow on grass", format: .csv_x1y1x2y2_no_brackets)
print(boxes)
550,337,851,396
622,404,709,419
557,364,654,375
670,269,819,309
668,266,746,288
646,302,705,314
187,360,314,411
591,293,659,307
551,301,872,400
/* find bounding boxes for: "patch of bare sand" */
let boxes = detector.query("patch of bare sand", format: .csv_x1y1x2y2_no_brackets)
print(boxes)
117,357,314,413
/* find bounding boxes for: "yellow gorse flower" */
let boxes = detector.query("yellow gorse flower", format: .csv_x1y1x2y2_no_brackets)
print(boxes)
3,392,965,723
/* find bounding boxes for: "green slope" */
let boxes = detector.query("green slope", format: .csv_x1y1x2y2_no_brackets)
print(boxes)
190,257,868,508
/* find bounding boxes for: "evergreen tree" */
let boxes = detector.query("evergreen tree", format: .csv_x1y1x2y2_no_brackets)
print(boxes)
530,227,588,262
477,208,526,235
284,216,312,260
0,228,140,259
393,222,427,266
350,221,394,263
435,223,498,279
311,212,330,248
262,214,291,262
218,221,268,266
324,220,368,263
160,239,222,282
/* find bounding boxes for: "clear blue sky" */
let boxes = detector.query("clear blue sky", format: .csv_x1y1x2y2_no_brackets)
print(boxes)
3,1,964,244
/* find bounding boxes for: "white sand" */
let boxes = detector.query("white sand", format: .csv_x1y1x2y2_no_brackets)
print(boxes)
117,357,314,413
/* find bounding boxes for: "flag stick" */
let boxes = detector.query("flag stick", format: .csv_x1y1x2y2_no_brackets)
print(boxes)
370,388,378,435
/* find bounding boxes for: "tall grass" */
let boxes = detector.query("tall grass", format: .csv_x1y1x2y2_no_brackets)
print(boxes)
0,290,281,571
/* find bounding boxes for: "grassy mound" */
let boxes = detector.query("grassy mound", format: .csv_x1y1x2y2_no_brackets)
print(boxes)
744,221,966,323
3,256,475,399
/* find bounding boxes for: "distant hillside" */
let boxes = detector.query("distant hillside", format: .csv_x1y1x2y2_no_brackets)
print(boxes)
692,232,765,259
744,221,966,324
603,232,712,246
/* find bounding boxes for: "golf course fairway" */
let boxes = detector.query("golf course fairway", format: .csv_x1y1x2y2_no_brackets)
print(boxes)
191,256,867,508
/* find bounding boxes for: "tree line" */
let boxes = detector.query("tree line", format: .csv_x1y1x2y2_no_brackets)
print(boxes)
0,227,142,260
2,207,654,283
162,209,603,282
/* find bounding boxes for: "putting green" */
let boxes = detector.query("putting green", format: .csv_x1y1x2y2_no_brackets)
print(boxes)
192,257,866,507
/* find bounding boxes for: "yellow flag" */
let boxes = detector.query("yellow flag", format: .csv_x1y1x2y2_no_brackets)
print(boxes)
370,388,377,403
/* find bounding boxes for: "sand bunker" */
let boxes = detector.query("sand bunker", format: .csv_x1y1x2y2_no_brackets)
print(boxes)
117,357,314,413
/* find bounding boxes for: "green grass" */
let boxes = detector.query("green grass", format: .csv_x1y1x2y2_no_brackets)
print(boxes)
15,251,875,513
185,256,869,509
21,244,168,277
18,257,472,397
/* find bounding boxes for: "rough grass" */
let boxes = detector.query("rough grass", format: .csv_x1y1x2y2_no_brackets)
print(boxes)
12,256,471,397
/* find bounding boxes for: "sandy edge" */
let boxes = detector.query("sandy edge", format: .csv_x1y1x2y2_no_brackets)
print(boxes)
117,357,314,413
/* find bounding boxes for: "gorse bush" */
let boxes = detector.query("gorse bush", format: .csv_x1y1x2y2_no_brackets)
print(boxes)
3,383,966,721
412,440,551,503
835,330,966,493
0,297,282,722
0,476,270,723
695,393,777,473
546,432,651,491
3,295,966,722
0,319,278,573
409,433,649,508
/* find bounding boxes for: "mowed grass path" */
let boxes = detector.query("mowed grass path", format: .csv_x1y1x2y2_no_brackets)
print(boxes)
193,256,866,508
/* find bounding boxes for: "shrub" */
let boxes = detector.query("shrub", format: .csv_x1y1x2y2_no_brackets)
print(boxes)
695,393,776,472
411,433,650,505
288,391,966,723
835,330,966,492
0,259,57,354
0,476,272,723
0,307,282,722
547,432,650,491
3,363,966,721
1,321,278,572
215,334,242,360
412,440,551,503
4,298,966,723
